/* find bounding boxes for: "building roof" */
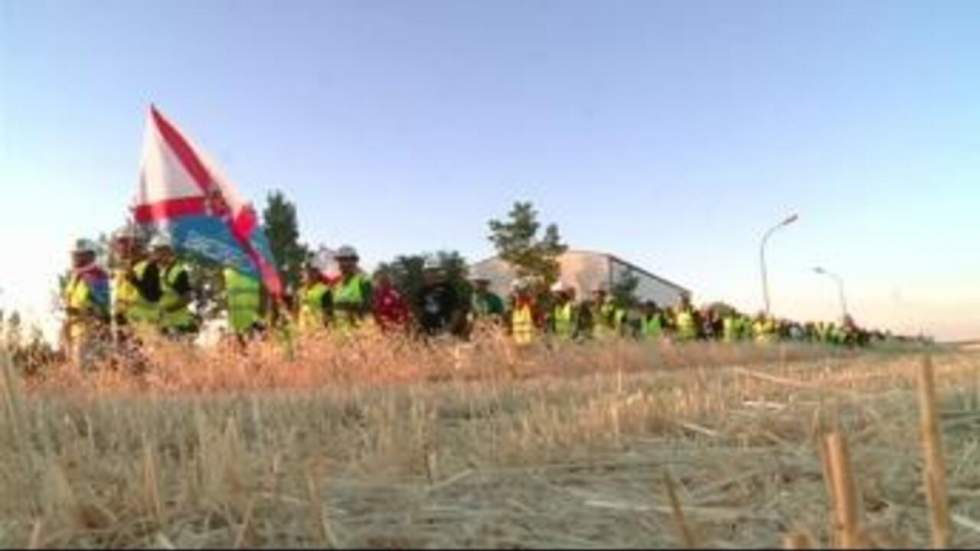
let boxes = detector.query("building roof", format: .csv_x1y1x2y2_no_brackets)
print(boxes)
472,249,690,295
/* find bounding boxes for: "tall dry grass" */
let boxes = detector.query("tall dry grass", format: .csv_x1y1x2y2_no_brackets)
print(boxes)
1,333,978,548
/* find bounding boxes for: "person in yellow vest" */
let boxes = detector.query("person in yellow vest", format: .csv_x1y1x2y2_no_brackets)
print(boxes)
674,295,699,342
549,281,577,342
330,245,372,334
62,238,111,371
110,227,160,334
149,234,198,338
223,264,266,345
752,311,778,343
297,263,332,333
508,278,537,346
721,310,740,343
591,286,625,340
108,227,159,371
640,300,665,341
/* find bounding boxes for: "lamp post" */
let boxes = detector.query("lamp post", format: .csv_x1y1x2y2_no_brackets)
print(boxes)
760,213,798,315
813,266,848,320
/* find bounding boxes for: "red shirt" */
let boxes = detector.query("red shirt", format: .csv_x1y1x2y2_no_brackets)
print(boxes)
373,284,411,331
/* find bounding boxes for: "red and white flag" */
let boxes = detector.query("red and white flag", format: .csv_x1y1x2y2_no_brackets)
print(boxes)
133,105,283,296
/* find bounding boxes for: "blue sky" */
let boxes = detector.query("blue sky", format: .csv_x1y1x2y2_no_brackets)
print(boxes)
2,0,979,341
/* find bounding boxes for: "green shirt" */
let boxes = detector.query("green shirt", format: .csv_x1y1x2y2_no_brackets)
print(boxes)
471,291,505,318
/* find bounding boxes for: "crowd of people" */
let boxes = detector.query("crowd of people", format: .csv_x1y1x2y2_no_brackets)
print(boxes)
60,227,905,371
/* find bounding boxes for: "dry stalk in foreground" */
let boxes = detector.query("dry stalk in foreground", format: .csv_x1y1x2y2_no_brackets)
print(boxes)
821,431,866,549
918,355,953,549
782,528,816,549
663,470,697,548
2,342,976,548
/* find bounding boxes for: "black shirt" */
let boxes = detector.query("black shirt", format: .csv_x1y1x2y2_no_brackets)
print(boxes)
129,261,162,302
415,282,459,335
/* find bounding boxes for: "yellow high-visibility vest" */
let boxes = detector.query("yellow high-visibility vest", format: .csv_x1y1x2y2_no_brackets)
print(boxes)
722,316,738,342
595,302,624,339
112,260,157,325
643,314,663,339
553,302,574,340
224,267,262,333
332,274,368,332
298,282,330,332
512,303,534,346
676,309,697,341
64,272,107,340
159,261,194,330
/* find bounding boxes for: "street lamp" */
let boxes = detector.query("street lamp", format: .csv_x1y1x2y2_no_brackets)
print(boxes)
813,266,848,320
760,213,798,315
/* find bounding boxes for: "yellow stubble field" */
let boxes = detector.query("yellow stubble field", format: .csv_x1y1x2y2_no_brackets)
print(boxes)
1,332,978,548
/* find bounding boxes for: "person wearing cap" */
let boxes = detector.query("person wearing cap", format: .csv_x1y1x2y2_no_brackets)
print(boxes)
223,263,266,344
549,281,577,342
110,226,160,332
469,276,505,323
330,245,372,332
149,234,197,337
415,257,463,338
62,238,111,370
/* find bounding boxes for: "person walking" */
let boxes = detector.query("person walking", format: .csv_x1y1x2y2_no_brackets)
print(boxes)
469,276,505,323
415,257,464,339
591,286,625,340
674,295,699,342
640,300,665,341
62,238,110,370
223,264,265,344
508,278,538,347
372,271,411,334
149,235,197,338
549,281,578,342
298,263,332,333
330,246,372,334
109,226,159,333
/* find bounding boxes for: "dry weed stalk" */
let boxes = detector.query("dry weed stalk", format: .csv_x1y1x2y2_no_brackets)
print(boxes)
821,431,865,549
1,339,974,548
782,528,815,549
918,355,952,549
142,438,164,524
663,470,697,548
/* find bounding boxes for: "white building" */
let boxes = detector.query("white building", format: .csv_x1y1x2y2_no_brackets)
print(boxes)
470,249,690,306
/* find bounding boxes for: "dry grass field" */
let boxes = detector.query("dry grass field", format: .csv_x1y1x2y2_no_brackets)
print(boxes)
1,332,978,548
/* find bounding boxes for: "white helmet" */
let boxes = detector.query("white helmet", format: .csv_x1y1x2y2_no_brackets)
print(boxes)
148,234,174,250
335,245,358,260
550,281,568,293
511,277,530,291
423,256,442,271
71,238,98,254
112,225,139,242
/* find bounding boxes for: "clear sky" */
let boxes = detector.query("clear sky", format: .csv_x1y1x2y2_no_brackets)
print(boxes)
2,0,979,342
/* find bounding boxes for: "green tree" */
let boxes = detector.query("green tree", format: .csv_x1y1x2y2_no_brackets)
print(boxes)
261,190,311,295
375,251,470,318
610,269,640,309
487,201,567,287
